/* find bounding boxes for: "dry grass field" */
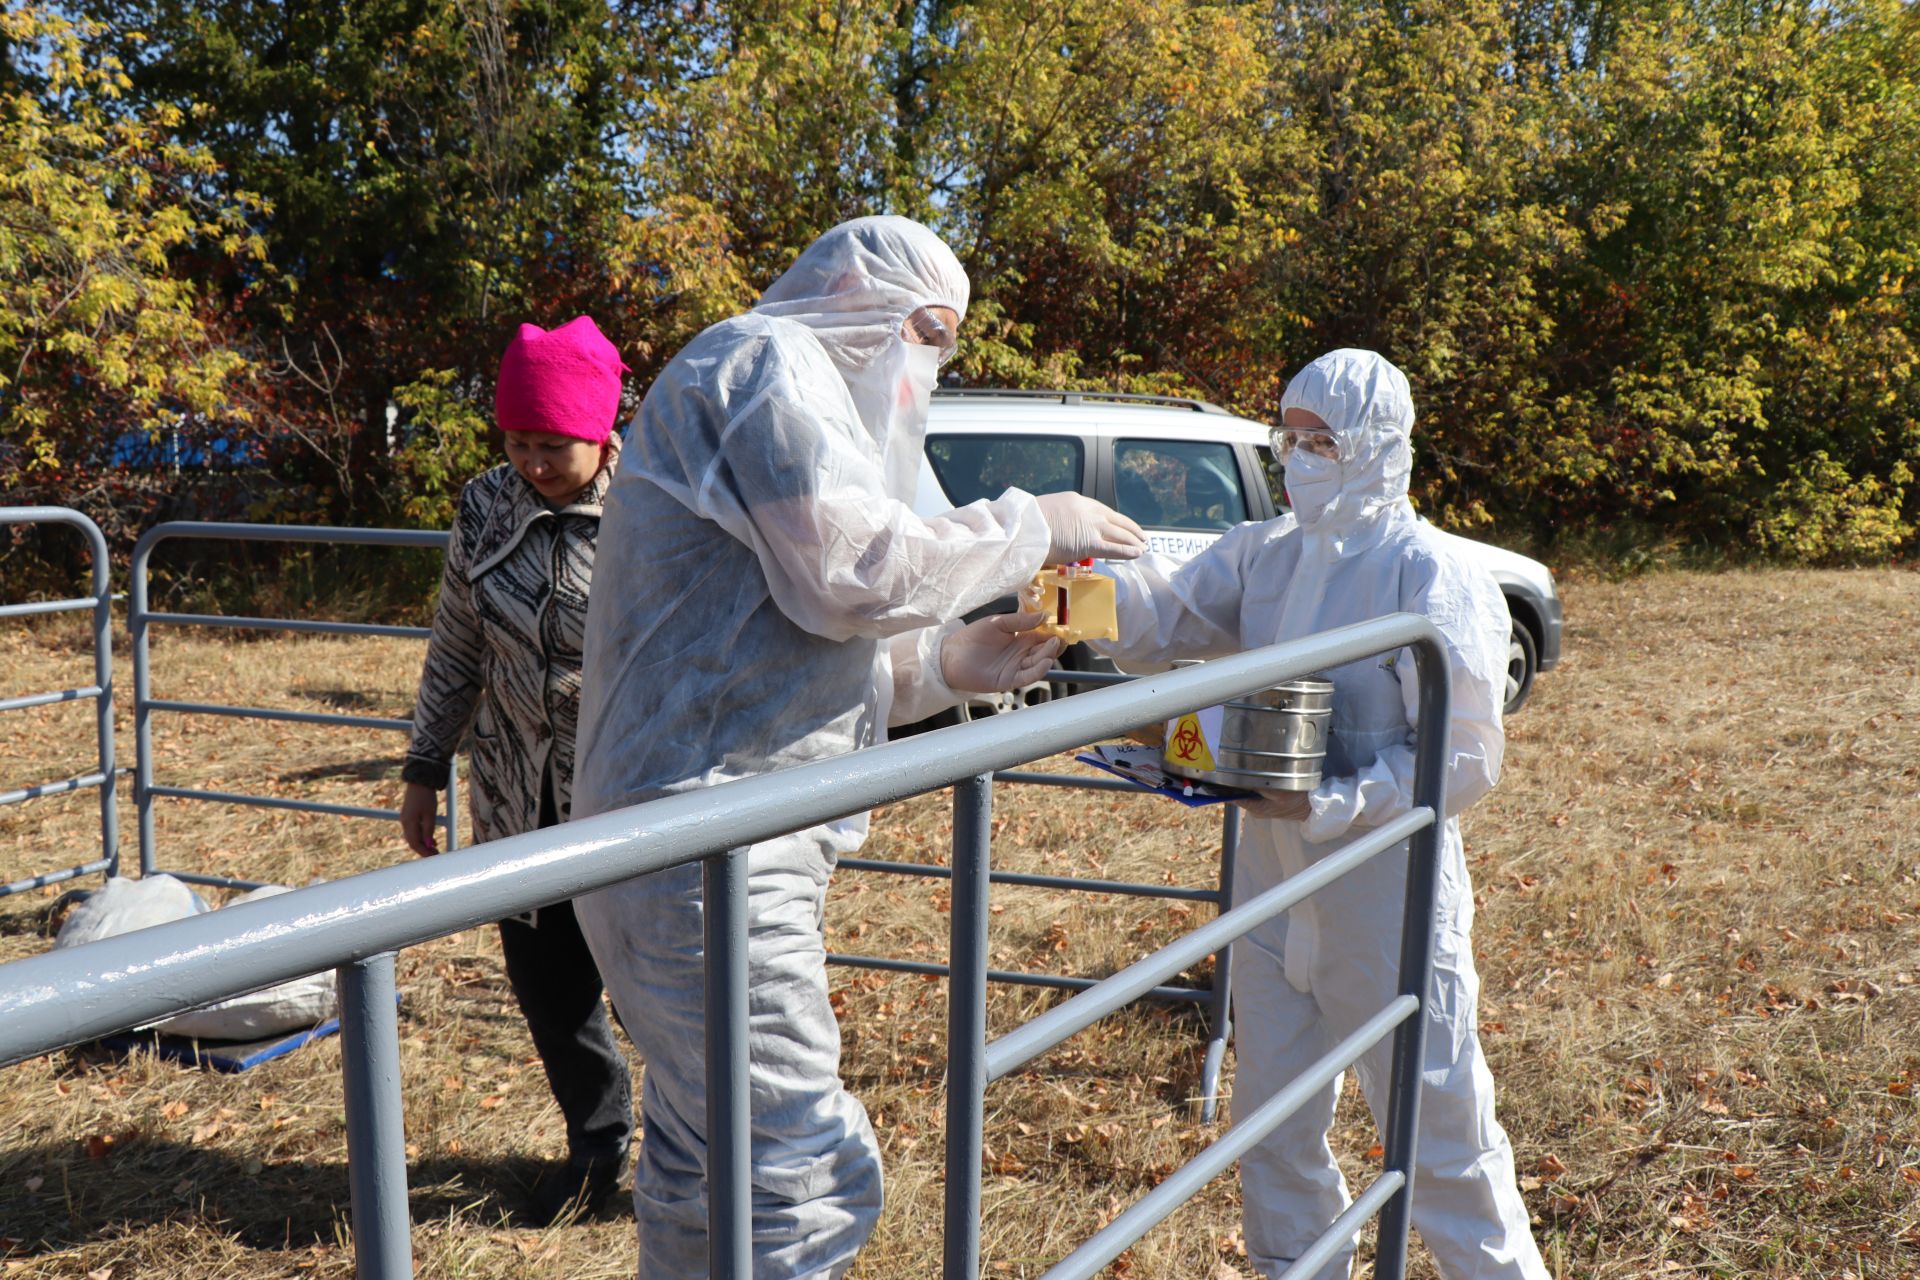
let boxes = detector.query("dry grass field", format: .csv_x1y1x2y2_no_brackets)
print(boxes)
2,566,1918,1278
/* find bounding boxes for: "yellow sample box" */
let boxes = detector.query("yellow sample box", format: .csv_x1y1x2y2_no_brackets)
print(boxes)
1032,563,1117,643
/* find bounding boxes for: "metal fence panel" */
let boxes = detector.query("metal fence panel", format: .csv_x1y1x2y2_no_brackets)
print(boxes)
127,522,457,887
0,615,1449,1280
942,623,1453,1280
0,506,118,896
123,521,1239,1112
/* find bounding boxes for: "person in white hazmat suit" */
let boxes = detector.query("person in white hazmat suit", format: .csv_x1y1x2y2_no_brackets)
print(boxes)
570,215,1146,1278
1088,349,1548,1280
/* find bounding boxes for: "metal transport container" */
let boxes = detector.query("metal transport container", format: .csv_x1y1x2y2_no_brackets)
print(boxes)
1162,676,1335,792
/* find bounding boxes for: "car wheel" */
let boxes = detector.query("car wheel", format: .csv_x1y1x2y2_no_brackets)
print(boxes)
1504,620,1538,716
957,682,1051,721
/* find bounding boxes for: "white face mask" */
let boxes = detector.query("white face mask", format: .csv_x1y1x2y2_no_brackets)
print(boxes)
1284,449,1343,525
844,337,940,500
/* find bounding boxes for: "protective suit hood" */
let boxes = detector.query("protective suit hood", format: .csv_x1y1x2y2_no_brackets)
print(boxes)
755,215,969,495
754,215,969,372
1279,348,1415,546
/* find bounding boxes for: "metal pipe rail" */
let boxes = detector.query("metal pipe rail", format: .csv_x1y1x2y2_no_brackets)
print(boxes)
941,614,1453,1280
128,522,461,889
0,507,119,896
838,746,1244,1120
0,615,1445,1280
129,520,1241,1112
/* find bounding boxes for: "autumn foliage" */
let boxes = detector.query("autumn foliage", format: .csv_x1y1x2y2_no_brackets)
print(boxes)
3,0,1917,563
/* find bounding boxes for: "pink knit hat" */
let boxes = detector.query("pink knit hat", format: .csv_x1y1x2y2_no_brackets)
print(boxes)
495,316,629,443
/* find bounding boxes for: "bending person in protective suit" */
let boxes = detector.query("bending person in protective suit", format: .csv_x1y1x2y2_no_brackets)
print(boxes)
570,215,1147,1279
1090,349,1548,1280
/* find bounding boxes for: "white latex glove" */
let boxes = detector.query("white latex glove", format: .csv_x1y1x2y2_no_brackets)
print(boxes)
941,612,1066,693
1034,492,1148,562
1234,788,1312,821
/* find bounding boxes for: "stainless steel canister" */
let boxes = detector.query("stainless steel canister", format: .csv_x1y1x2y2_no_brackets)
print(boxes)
1162,676,1335,792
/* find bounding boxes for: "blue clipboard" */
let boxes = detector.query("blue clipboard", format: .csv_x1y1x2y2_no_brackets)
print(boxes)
1075,745,1251,807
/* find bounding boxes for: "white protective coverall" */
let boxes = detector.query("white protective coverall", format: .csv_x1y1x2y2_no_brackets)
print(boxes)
1094,350,1548,1280
571,217,1056,1278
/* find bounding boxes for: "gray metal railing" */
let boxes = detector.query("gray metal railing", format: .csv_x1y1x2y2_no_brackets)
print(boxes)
0,507,119,896
941,620,1451,1280
0,613,1450,1279
132,522,1244,1116
838,669,1242,1121
129,522,461,889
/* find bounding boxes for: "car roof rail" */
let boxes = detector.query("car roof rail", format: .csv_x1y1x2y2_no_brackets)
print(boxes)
933,387,1231,416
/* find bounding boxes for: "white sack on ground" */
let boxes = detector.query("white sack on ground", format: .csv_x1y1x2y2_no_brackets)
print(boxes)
54,877,338,1040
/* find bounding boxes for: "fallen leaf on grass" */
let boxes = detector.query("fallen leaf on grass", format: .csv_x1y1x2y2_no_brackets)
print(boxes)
160,1100,188,1120
478,1095,504,1110
1537,1153,1568,1177
86,1268,112,1280
22,1176,42,1193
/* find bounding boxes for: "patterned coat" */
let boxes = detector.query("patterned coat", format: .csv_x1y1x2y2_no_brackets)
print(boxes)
403,455,614,845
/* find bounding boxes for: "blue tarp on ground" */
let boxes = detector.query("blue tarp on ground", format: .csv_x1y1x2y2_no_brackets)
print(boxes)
98,1017,343,1072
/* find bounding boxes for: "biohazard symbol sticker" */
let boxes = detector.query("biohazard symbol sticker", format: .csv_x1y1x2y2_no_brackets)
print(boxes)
1166,713,1216,772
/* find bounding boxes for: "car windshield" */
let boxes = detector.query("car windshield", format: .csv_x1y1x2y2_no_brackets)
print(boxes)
1114,439,1249,531
926,435,1084,505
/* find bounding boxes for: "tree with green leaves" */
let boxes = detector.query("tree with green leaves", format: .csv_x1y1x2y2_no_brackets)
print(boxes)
0,4,261,537
6,0,1916,564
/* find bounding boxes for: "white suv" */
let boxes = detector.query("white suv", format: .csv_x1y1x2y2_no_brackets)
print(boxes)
912,389,1562,715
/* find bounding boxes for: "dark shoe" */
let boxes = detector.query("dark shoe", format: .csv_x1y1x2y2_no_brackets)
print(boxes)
524,1154,624,1226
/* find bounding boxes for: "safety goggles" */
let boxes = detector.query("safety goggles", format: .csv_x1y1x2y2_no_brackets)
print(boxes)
1269,425,1343,463
901,305,959,362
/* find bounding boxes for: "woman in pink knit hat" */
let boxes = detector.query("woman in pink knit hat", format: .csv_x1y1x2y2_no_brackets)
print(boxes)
397,315,634,1223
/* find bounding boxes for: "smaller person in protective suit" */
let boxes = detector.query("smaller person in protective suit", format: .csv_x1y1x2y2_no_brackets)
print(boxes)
1089,349,1549,1280
398,316,634,1225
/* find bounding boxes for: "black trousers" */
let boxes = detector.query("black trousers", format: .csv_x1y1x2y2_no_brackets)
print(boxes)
498,899,633,1164
494,778,633,1165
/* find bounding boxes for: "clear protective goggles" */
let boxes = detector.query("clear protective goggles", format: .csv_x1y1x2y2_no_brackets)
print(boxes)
1269,424,1343,463
901,305,959,363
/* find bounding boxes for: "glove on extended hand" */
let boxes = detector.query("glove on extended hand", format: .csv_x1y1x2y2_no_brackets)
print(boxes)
1034,492,1148,563
941,612,1065,693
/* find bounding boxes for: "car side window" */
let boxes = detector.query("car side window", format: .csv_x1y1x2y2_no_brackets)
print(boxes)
1114,440,1249,531
1258,443,1288,511
926,435,1083,506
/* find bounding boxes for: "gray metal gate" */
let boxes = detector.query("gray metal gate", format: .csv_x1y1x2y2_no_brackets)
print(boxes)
0,614,1452,1279
128,521,461,888
0,506,119,896
836,692,1244,1120
130,523,1246,1113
